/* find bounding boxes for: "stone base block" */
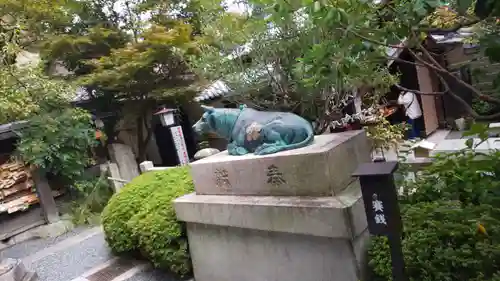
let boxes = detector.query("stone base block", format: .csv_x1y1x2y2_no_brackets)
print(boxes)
190,130,370,196
186,223,367,281
0,259,37,281
174,184,369,281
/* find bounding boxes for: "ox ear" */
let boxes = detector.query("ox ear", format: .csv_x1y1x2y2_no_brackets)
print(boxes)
207,114,217,129
201,105,214,113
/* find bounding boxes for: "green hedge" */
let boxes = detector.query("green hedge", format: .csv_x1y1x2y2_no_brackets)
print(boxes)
101,166,194,276
369,150,500,281
369,201,500,281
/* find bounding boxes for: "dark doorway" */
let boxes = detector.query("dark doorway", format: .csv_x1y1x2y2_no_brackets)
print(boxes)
154,123,177,166
0,137,17,155
386,49,426,136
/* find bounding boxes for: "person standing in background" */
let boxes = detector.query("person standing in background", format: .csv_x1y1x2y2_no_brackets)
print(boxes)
397,91,422,139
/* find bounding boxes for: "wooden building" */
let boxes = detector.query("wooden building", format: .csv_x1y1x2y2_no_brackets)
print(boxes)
0,121,60,240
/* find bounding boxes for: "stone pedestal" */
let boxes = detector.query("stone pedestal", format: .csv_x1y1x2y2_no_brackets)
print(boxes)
175,130,371,281
190,130,370,196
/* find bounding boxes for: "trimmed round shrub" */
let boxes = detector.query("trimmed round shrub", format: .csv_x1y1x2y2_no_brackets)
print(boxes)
101,166,194,276
101,171,166,253
128,168,193,276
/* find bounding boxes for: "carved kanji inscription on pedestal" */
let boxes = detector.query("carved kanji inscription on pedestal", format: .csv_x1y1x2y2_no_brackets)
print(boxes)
267,164,286,186
214,168,231,191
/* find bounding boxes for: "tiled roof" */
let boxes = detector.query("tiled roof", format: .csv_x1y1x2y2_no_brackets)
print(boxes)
430,27,474,44
0,121,28,141
72,87,91,102
194,80,232,102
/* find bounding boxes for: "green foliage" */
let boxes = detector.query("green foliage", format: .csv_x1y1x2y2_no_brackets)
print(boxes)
198,140,210,149
69,173,114,225
369,124,500,281
101,167,194,276
42,26,129,76
81,22,199,100
36,0,128,76
473,98,497,115
0,0,73,63
365,118,406,151
369,201,500,281
401,151,500,206
39,0,205,160
422,5,475,28
474,0,500,19
101,171,165,253
16,107,98,180
192,0,500,129
0,66,74,124
192,0,399,127
128,168,193,275
1,2,105,222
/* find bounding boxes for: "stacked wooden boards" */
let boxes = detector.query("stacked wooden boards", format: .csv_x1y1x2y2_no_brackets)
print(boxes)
0,160,37,214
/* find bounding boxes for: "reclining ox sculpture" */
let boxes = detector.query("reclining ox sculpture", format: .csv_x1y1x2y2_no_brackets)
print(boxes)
192,105,314,156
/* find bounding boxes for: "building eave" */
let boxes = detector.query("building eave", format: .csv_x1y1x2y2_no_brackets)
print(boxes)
0,121,28,141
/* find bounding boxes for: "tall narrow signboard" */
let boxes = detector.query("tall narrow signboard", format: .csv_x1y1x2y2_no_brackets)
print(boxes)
170,125,189,165
353,161,408,281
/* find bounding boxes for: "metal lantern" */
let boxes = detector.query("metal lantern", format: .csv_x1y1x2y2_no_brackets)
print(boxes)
155,108,177,127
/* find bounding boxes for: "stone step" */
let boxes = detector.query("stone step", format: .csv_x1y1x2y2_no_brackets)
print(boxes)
121,268,185,281
71,260,150,281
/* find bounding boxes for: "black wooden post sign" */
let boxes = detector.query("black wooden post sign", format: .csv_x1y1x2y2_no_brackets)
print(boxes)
352,161,408,281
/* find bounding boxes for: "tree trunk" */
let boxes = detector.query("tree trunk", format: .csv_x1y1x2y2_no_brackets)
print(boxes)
136,113,154,163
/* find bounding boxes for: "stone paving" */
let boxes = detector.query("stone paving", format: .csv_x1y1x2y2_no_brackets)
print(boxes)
0,225,90,260
0,225,182,281
29,231,113,281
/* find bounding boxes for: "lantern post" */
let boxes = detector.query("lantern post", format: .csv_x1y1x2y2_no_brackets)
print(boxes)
154,108,189,166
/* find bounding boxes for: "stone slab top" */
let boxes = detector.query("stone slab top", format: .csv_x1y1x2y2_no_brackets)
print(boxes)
191,130,365,164
175,192,347,209
352,161,398,177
